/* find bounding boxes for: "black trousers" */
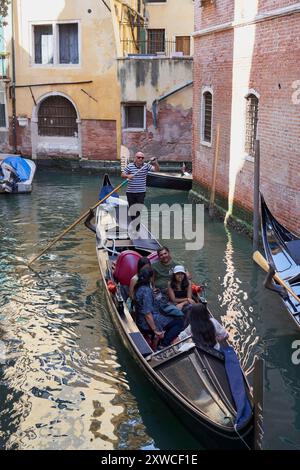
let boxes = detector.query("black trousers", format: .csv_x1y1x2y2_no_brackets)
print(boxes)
126,192,146,231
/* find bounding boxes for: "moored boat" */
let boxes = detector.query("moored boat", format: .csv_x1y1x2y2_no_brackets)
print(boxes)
261,194,300,328
85,175,263,449
0,155,36,194
147,171,192,191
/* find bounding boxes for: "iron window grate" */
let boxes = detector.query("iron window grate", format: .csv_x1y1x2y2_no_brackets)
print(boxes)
245,95,259,156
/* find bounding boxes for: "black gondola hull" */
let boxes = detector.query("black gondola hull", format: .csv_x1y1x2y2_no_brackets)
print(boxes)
101,273,254,449
147,172,192,191
90,174,256,449
260,194,300,328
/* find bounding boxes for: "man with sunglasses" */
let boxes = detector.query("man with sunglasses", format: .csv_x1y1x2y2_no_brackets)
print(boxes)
121,151,160,231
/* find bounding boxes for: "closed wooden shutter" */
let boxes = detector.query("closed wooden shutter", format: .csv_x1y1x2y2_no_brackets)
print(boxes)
176,36,190,55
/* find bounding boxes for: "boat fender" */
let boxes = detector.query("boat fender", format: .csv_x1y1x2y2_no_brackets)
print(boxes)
107,280,117,294
192,284,202,295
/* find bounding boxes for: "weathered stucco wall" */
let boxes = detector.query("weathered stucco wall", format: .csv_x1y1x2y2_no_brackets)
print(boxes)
118,57,193,161
118,57,193,103
1,0,121,160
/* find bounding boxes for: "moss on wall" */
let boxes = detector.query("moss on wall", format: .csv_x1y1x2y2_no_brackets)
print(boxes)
189,181,255,238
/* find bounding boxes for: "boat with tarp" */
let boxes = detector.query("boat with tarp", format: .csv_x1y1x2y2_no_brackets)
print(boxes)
0,155,36,194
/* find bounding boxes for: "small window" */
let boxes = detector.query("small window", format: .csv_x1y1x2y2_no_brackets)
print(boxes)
33,22,79,66
34,25,53,64
147,29,165,54
123,104,145,130
0,85,7,128
245,94,259,156
202,91,212,143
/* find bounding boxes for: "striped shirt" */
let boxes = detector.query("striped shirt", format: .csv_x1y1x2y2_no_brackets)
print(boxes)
124,162,153,193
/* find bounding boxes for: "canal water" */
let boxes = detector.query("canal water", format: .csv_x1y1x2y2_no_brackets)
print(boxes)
0,168,299,450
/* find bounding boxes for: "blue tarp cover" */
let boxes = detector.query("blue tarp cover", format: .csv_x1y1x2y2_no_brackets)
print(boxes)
99,182,119,202
221,345,252,429
2,156,31,182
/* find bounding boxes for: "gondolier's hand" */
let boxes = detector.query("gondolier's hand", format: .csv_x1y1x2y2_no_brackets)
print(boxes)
150,157,157,162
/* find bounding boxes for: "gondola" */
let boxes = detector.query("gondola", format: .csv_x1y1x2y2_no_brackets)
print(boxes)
147,171,192,191
261,194,300,328
85,175,263,449
0,155,36,194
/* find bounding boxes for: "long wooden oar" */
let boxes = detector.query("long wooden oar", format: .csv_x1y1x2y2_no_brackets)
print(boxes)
28,179,129,266
253,250,300,304
209,123,220,218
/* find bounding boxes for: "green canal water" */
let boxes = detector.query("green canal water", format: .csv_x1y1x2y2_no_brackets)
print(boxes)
0,168,299,450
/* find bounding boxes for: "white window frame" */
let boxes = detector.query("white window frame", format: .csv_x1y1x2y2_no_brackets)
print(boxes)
201,86,213,147
31,20,81,68
244,89,260,163
0,84,8,130
122,103,146,132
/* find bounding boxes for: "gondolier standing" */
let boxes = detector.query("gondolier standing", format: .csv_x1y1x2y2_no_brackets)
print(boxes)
121,151,160,231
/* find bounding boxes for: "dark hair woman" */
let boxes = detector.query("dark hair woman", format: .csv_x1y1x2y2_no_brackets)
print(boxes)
168,265,195,311
129,257,151,299
190,303,216,348
178,303,228,350
134,267,184,349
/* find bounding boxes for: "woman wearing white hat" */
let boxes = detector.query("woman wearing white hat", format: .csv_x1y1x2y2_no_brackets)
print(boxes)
168,265,195,313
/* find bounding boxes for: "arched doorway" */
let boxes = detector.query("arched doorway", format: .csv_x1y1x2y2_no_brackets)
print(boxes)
38,95,78,137
32,92,81,159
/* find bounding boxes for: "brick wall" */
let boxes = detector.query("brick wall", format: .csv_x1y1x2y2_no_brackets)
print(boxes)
195,0,235,31
81,120,117,160
193,0,300,233
122,103,192,162
0,119,32,156
257,0,299,14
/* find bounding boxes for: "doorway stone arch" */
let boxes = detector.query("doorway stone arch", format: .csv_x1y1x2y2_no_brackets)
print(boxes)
31,91,82,160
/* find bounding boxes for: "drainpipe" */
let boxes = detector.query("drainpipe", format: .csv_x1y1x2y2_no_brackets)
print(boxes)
11,0,17,154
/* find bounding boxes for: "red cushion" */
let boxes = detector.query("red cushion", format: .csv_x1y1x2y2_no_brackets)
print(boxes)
113,250,142,286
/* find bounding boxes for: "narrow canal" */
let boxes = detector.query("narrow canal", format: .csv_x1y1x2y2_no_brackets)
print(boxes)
0,169,299,450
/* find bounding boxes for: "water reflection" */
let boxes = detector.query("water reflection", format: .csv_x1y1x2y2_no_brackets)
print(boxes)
0,170,300,450
219,227,258,369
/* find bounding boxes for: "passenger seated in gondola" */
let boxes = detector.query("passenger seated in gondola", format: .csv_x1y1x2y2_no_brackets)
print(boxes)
178,303,228,351
152,246,180,292
134,267,184,349
168,265,195,311
129,257,152,299
152,248,193,319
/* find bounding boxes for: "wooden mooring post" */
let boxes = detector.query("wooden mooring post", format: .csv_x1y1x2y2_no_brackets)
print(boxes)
253,139,260,252
209,124,220,217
